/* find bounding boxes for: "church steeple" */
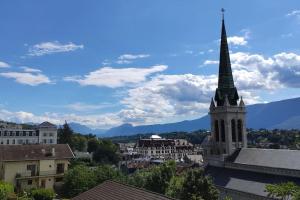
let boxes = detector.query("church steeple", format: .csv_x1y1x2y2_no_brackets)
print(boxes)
215,9,239,106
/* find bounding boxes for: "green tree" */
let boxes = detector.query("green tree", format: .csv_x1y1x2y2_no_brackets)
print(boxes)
92,140,120,165
180,169,219,200
87,138,100,153
63,165,96,197
165,175,185,199
0,181,14,200
71,135,87,151
266,182,299,200
58,121,74,145
94,165,123,184
30,188,55,200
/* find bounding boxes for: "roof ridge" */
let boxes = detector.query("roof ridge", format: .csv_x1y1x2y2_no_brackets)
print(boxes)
104,180,177,199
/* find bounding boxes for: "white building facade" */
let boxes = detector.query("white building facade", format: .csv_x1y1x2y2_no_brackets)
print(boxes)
0,121,57,145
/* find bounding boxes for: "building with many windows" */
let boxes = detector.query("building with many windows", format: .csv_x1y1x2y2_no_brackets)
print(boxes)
135,135,194,160
0,121,57,145
0,144,74,191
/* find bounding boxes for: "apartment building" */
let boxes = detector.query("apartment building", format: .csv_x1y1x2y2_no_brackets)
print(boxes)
0,144,74,191
135,135,194,160
0,121,57,145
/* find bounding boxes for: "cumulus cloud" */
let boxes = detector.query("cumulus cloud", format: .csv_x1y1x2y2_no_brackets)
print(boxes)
0,61,10,68
65,102,115,112
231,52,300,88
286,10,300,17
21,66,42,73
203,60,219,65
227,36,248,46
0,67,51,86
0,109,122,129
64,65,167,88
28,41,83,56
116,54,150,64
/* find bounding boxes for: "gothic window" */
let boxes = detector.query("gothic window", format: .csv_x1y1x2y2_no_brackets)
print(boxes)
214,120,219,142
221,120,225,142
231,119,236,142
238,119,243,142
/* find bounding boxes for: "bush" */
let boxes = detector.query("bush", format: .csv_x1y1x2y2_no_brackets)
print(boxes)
0,181,14,200
30,188,55,200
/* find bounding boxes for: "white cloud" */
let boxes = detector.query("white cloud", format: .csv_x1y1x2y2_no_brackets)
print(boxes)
28,41,84,56
286,10,300,17
65,102,114,112
64,65,167,88
21,67,42,73
0,61,10,68
0,68,51,86
118,54,150,60
116,54,150,64
0,109,122,129
203,60,219,65
227,36,248,46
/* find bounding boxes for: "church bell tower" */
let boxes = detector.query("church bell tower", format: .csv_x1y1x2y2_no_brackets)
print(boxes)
205,10,247,166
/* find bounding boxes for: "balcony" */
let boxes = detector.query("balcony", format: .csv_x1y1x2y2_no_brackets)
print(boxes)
16,170,65,179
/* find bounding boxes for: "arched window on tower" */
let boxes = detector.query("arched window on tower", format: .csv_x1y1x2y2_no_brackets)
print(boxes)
215,120,219,142
238,119,243,142
221,120,225,142
231,119,236,142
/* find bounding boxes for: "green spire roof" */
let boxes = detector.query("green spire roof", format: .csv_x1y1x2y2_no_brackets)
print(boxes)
214,15,239,106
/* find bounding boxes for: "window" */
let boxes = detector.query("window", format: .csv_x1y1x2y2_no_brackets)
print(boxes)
231,119,236,142
27,180,33,185
4,131,7,136
221,120,225,142
49,139,53,144
23,131,26,136
16,131,19,136
10,131,13,136
215,120,219,142
43,133,47,137
29,131,32,136
43,139,47,144
238,120,243,142
49,133,53,137
12,139,15,144
6,140,9,144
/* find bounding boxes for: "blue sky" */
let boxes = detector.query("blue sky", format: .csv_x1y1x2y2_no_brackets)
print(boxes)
0,0,299,129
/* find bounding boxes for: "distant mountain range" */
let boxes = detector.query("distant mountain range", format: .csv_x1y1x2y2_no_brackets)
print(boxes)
68,97,300,137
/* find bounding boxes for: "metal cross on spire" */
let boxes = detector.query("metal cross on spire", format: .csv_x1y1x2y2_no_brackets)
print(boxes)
221,8,225,20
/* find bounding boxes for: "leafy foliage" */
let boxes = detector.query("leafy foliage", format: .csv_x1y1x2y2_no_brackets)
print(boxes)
266,182,300,200
63,164,123,198
58,121,74,145
63,165,97,197
30,188,55,200
180,169,218,200
92,140,120,165
0,181,14,200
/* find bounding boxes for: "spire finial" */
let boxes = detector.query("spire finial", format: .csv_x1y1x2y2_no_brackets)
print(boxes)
221,8,225,20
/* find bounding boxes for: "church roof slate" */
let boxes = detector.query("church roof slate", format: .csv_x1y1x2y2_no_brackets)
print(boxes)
206,166,300,198
233,148,300,171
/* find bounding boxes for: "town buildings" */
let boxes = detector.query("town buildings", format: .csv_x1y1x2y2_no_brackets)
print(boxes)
0,144,74,191
0,121,57,145
135,134,195,161
203,13,300,200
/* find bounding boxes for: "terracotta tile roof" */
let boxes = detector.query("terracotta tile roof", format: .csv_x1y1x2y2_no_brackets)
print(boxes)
71,180,175,200
0,144,74,161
